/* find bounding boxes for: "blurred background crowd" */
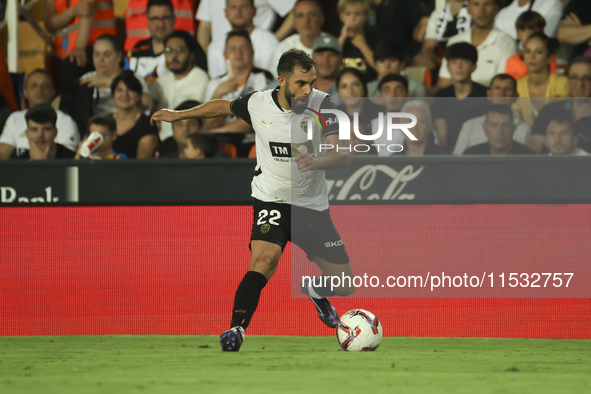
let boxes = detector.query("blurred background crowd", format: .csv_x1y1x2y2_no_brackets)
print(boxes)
1,0,590,160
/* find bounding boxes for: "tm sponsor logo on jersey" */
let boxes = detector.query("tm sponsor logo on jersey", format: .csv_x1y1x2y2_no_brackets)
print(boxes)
269,142,293,162
303,107,418,154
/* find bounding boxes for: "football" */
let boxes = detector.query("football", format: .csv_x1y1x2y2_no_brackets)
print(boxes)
336,309,383,351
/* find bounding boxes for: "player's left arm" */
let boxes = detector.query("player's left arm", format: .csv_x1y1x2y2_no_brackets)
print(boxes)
296,96,352,172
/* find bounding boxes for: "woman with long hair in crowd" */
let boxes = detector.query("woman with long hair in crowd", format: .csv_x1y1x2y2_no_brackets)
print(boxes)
80,34,152,114
336,67,383,154
513,32,569,126
111,71,158,159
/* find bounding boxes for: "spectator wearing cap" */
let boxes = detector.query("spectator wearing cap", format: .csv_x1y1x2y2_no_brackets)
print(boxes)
206,0,279,79
454,73,530,155
545,113,589,156
150,30,210,142
367,41,427,100
270,0,325,77
311,34,343,97
433,42,489,149
437,0,517,89
0,69,79,160
19,104,76,160
527,56,591,153
463,104,535,155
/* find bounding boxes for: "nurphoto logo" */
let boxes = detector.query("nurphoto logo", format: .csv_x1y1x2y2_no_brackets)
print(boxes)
303,108,418,154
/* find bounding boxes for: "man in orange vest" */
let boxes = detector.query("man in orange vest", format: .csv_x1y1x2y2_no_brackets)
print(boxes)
44,0,116,68
44,0,116,122
128,0,207,85
124,0,196,52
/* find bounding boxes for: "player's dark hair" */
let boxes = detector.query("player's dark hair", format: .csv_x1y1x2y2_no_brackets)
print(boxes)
88,112,117,133
485,104,513,123
147,0,174,13
188,132,219,158
94,34,123,54
336,67,368,97
110,70,143,98
489,73,517,92
164,30,199,54
373,41,404,63
174,100,203,126
277,49,316,78
444,42,478,64
378,73,408,92
546,111,574,134
225,30,253,51
515,10,546,31
24,69,54,89
25,104,57,126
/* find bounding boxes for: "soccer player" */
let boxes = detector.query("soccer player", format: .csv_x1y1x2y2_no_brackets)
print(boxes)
151,49,355,351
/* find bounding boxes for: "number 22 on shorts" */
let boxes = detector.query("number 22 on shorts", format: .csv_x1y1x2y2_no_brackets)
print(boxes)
257,209,281,226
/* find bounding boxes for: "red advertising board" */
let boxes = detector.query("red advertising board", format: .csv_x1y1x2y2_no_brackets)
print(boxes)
1,206,589,338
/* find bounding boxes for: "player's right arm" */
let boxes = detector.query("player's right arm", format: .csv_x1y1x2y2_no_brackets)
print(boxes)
150,99,234,125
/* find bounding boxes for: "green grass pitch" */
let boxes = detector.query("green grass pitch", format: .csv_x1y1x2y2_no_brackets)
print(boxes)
0,336,590,393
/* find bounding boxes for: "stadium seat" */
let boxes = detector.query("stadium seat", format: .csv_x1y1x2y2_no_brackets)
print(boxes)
248,144,256,158
219,142,237,158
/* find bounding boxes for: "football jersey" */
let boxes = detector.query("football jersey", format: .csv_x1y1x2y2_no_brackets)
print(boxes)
230,88,339,211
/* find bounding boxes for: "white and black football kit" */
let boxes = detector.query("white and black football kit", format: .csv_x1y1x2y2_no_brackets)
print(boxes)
230,88,349,264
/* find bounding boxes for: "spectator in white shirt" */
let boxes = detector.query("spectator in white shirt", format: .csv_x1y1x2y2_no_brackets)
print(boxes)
270,0,325,77
128,0,177,82
454,73,531,154
494,0,564,39
205,30,274,129
0,69,79,159
150,30,210,140
437,0,517,89
206,0,279,78
196,0,296,53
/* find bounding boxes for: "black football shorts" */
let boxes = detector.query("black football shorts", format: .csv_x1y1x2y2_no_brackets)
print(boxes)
250,199,350,265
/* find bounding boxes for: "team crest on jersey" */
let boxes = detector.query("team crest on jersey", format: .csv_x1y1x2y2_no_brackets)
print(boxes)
261,224,271,234
300,118,309,134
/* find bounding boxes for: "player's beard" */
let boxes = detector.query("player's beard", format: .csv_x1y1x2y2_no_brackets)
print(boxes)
285,85,308,114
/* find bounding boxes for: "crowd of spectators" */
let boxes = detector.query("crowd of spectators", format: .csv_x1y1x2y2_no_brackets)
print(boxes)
1,0,590,160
